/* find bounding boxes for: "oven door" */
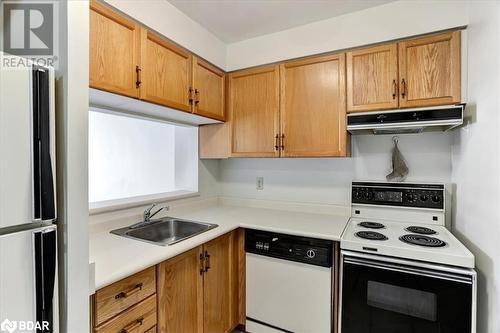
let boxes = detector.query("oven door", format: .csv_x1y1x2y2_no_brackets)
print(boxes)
340,251,476,333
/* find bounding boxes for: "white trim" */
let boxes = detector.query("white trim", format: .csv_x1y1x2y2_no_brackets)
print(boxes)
89,88,221,126
89,190,200,215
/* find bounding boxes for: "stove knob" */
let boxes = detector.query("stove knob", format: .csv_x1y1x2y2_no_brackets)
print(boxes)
306,249,316,258
432,195,441,203
353,191,362,199
420,194,429,202
364,191,374,200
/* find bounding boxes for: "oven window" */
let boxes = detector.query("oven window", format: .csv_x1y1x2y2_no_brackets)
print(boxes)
341,258,473,333
367,281,437,321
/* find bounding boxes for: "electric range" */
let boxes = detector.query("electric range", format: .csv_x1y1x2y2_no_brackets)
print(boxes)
339,181,477,333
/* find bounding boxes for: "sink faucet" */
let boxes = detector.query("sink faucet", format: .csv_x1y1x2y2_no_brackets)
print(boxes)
129,203,170,229
144,203,169,222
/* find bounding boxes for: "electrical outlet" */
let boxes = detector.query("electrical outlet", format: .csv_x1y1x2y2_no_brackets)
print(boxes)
256,177,264,190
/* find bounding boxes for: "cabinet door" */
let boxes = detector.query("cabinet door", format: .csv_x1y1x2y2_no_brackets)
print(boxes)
203,233,234,333
140,30,193,112
193,57,225,121
280,54,348,157
398,31,461,108
229,66,280,157
157,247,203,333
89,0,140,98
346,43,399,112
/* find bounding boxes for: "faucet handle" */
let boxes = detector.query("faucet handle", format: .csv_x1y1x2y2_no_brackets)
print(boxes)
143,203,157,220
149,205,170,220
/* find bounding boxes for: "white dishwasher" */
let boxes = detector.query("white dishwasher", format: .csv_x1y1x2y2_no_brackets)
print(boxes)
245,229,333,333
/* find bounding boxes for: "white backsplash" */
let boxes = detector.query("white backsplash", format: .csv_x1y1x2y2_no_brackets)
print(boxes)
219,132,453,206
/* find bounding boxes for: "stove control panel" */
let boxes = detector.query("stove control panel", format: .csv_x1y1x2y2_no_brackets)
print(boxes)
352,182,444,209
245,229,333,268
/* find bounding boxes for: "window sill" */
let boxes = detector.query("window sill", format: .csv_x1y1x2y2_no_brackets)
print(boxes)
89,190,199,215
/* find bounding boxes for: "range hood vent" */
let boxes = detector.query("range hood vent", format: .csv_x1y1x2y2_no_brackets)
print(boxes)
347,104,464,135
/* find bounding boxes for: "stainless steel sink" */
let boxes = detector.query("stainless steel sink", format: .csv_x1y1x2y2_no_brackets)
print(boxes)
110,217,218,246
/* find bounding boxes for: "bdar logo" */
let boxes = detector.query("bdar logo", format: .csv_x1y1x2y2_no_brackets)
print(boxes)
0,319,17,333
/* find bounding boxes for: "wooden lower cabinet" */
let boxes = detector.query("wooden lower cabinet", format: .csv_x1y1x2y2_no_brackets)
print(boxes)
203,233,234,333
95,295,157,333
91,231,243,333
157,247,204,333
156,230,242,333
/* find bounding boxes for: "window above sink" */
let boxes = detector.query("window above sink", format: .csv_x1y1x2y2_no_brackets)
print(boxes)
88,109,199,214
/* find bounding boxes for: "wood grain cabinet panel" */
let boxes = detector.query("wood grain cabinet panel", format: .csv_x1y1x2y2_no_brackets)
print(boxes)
157,247,204,333
346,43,399,112
280,54,348,157
94,267,156,326
203,233,234,333
193,57,225,121
140,30,193,112
95,294,157,333
398,31,461,108
155,232,241,333
89,0,140,98
229,66,280,157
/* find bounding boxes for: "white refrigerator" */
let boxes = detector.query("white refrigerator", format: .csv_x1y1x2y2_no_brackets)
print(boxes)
0,55,58,333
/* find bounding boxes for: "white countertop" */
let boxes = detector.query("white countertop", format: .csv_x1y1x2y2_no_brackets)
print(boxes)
89,197,349,291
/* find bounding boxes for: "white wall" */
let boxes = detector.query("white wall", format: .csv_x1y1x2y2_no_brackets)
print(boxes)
56,1,89,332
104,0,226,69
89,112,176,202
226,0,468,70
451,3,500,333
220,133,453,206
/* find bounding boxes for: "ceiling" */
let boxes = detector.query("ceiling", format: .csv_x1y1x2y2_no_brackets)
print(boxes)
168,0,394,43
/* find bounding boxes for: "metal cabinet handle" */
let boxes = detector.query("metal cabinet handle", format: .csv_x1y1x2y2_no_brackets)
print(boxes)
121,317,143,333
280,134,285,150
115,283,143,299
199,252,205,275
204,251,211,272
194,88,200,105
392,79,397,99
274,134,279,151
135,66,142,88
401,79,407,98
189,87,194,105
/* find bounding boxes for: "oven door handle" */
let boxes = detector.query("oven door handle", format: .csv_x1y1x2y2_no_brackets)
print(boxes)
343,256,473,284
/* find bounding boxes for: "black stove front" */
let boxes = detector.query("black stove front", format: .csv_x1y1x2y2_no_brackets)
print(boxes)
340,254,475,333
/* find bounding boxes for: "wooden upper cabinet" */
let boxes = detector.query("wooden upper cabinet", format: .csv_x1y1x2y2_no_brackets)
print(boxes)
203,233,234,333
193,57,225,121
89,0,140,98
398,31,461,108
157,247,204,333
346,43,399,112
280,54,348,157
140,30,193,112
229,66,280,157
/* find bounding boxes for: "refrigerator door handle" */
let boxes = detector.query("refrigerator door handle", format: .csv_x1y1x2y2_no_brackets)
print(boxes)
34,228,57,332
32,66,56,222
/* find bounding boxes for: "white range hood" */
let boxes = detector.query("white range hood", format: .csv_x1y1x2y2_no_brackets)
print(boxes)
347,104,465,135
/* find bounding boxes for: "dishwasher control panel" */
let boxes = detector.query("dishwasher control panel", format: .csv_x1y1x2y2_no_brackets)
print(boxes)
245,229,333,267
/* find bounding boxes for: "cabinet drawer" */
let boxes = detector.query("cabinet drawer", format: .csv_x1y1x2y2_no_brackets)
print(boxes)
144,325,157,333
95,267,156,325
95,294,157,333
